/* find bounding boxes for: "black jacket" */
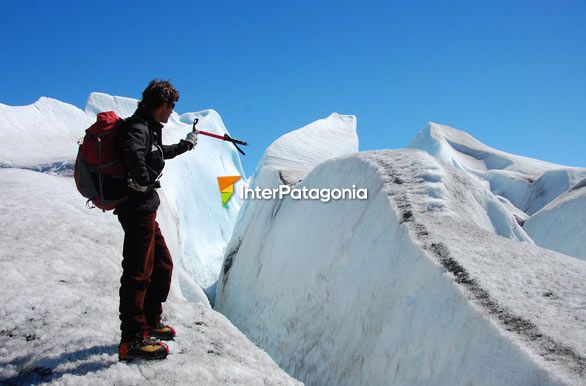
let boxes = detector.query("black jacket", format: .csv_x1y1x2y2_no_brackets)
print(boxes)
114,107,192,213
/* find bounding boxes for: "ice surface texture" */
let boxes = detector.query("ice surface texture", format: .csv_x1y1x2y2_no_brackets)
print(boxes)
217,124,585,385
0,169,299,385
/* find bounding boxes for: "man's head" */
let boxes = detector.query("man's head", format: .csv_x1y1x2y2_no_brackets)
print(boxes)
138,79,179,124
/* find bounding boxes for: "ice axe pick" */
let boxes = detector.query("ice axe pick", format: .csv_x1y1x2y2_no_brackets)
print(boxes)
192,118,248,156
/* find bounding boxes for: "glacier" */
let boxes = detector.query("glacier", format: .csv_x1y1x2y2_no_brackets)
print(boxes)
1,91,585,385
216,122,586,385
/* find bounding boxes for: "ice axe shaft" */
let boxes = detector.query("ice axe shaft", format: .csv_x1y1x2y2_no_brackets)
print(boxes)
192,118,248,155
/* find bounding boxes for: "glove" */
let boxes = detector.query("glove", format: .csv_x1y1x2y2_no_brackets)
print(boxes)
128,178,148,192
184,131,198,148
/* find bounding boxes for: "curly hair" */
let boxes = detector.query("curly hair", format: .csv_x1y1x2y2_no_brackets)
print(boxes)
138,79,180,111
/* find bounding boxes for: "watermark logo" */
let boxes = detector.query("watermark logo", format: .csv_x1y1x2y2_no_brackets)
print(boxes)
217,176,241,208
218,175,368,206
240,184,368,202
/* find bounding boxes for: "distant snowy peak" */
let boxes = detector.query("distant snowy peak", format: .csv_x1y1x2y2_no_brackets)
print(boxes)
256,113,358,184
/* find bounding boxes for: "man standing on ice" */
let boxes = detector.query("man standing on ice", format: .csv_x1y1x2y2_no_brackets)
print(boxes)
114,79,197,361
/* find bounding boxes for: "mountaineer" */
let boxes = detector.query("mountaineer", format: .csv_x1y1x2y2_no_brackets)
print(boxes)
114,79,197,361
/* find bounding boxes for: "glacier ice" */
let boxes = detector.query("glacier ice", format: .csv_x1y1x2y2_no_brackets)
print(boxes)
217,122,586,385
524,180,586,260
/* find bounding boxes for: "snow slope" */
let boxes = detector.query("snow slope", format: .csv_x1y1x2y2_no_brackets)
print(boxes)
216,144,585,384
408,122,586,215
523,179,586,261
84,93,247,300
0,97,93,172
0,168,299,385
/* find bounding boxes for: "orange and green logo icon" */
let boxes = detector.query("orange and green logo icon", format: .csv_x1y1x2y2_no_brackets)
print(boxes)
217,176,241,208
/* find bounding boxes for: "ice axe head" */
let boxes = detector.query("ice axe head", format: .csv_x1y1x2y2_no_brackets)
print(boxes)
191,117,248,156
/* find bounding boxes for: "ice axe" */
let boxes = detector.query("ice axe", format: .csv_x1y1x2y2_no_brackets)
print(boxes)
192,118,248,155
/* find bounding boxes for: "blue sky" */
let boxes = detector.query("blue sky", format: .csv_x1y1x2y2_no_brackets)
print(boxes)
1,0,584,174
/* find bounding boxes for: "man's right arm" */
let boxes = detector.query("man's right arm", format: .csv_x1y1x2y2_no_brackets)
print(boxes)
117,122,151,187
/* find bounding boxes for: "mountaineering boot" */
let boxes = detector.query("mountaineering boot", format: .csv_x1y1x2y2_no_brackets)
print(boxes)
147,323,176,340
118,339,169,361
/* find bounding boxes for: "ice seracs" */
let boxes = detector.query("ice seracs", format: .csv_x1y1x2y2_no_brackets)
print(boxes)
524,178,586,261
408,122,586,259
408,122,586,215
256,112,358,184
216,122,585,385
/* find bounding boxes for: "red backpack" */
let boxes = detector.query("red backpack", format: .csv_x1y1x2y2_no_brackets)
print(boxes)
74,111,128,211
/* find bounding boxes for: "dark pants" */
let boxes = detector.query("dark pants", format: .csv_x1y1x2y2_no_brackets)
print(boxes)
117,211,173,342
